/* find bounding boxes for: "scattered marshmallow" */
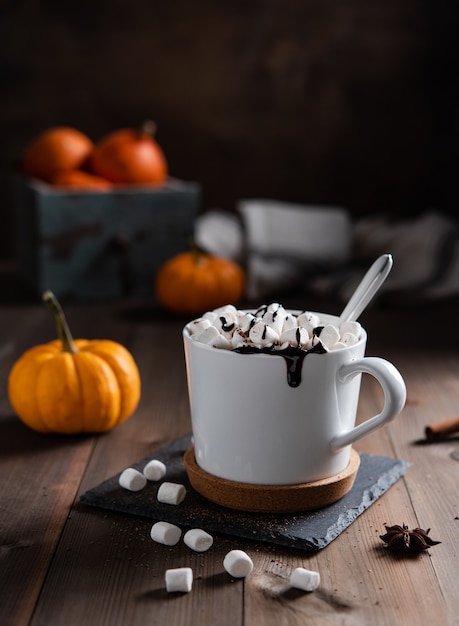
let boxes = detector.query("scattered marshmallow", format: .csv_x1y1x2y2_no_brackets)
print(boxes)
184,529,214,552
157,482,187,505
118,468,147,492
143,459,167,481
150,521,182,546
223,549,254,578
165,567,193,593
289,567,320,592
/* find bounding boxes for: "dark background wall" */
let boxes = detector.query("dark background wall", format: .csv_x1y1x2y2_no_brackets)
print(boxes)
1,0,458,261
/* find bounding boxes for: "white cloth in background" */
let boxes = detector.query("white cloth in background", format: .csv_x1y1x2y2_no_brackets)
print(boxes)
347,211,459,301
196,200,351,300
194,202,459,303
238,200,351,300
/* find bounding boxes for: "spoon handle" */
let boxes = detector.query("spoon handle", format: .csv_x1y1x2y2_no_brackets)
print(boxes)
338,254,393,324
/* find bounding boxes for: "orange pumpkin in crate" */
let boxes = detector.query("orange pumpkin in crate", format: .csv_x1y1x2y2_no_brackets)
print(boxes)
155,250,246,315
8,292,141,434
90,120,168,184
49,169,112,191
22,126,94,183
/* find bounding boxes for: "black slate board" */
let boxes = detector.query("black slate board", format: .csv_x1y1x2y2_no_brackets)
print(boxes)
81,434,409,551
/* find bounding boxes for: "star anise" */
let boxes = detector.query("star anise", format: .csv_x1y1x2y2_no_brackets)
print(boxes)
379,523,441,553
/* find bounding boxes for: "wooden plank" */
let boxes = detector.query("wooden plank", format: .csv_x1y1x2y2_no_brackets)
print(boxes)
0,304,97,626
30,312,244,626
382,349,459,624
0,428,96,626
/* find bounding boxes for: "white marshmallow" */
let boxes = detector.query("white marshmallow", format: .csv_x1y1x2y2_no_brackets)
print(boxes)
183,529,214,552
282,313,298,332
311,334,329,351
330,341,346,351
339,321,362,338
143,459,167,481
187,318,212,336
157,482,187,505
213,304,238,318
213,307,238,335
260,305,286,335
193,325,220,345
237,311,257,332
150,521,182,546
289,567,320,592
202,311,217,322
266,302,284,313
340,332,360,347
297,311,321,334
223,549,254,578
118,468,147,492
231,330,247,349
165,567,193,593
317,324,340,348
211,334,232,350
279,326,309,349
249,322,279,348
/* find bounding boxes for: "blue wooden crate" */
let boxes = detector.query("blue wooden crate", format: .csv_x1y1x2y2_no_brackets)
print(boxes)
13,176,200,301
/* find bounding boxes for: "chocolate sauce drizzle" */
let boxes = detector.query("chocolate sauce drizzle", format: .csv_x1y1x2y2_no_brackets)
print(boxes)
234,341,327,388
219,316,235,333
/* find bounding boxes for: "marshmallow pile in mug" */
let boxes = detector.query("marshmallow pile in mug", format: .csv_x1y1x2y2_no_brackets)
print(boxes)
185,303,362,351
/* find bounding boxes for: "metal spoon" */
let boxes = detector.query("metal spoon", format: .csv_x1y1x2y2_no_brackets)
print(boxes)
338,253,393,324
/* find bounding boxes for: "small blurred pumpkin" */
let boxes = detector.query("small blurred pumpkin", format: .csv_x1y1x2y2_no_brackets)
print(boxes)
89,120,168,184
8,291,141,434
49,169,112,191
22,126,94,183
155,249,246,315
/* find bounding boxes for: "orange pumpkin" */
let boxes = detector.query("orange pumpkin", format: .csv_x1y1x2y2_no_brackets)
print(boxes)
155,250,246,315
8,291,141,434
49,169,112,191
89,120,168,184
22,127,94,183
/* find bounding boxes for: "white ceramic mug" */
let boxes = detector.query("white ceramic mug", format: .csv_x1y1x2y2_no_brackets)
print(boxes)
183,312,406,485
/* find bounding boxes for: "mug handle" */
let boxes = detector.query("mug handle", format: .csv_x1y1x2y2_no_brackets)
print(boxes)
330,357,406,452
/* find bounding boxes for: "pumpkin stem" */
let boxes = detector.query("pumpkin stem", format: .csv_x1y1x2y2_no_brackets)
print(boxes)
140,120,157,137
190,240,206,265
42,290,77,354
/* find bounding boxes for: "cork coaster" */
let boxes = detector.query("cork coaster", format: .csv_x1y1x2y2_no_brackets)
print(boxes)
183,447,360,513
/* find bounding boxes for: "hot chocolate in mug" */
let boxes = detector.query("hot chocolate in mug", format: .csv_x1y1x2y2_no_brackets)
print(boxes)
183,311,406,486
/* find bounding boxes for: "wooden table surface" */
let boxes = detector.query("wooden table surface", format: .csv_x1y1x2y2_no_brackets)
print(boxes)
1,295,458,626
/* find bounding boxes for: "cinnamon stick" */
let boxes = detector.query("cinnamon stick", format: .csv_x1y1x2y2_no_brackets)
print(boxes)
425,415,459,440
